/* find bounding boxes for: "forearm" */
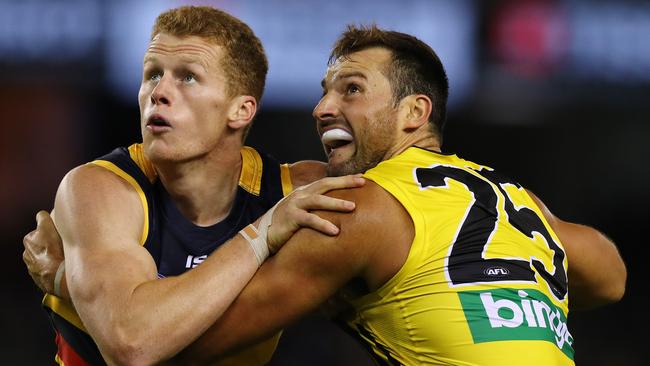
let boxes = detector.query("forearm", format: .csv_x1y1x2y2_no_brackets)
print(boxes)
176,222,371,364
74,235,259,365
174,262,295,364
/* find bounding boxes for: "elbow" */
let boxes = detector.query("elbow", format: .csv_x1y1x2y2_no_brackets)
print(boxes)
594,281,626,307
601,256,627,305
606,263,627,304
580,265,627,309
610,284,626,304
597,231,627,304
569,267,627,310
606,242,628,304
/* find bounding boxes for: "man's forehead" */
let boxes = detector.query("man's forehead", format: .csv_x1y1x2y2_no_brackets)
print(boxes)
323,47,392,83
144,33,221,63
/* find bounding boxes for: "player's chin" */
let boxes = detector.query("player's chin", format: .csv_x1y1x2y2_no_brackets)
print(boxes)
326,150,351,176
326,158,357,177
143,140,178,163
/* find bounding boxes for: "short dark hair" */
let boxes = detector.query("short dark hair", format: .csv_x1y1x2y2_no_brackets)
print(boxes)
330,25,449,138
152,6,268,103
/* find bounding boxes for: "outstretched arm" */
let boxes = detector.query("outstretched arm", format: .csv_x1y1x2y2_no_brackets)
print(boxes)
22,171,362,303
527,190,626,309
175,181,412,365
27,163,364,365
21,160,332,303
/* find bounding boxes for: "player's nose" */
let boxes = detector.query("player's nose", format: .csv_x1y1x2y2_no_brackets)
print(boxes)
150,75,173,106
313,93,340,122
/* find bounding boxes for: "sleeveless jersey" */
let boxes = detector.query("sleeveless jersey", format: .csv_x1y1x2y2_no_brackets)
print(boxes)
344,147,574,365
42,143,293,366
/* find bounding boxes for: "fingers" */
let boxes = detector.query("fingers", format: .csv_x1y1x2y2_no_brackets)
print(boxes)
21,210,61,294
296,193,355,212
288,174,364,213
302,174,365,194
275,194,350,238
22,238,47,293
23,212,49,254
297,213,340,236
23,227,42,262
265,175,365,252
22,246,35,269
33,210,65,256
23,228,35,249
267,210,339,254
22,226,42,276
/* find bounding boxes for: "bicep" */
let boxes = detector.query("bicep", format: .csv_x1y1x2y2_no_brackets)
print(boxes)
526,189,609,267
53,165,156,314
526,189,626,308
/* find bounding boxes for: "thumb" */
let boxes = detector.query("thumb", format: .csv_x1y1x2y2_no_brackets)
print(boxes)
35,210,57,233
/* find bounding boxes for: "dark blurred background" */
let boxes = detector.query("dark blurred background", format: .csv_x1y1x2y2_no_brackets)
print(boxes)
1,0,647,364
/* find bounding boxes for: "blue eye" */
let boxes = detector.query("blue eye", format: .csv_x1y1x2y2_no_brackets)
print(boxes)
184,73,196,83
148,72,162,82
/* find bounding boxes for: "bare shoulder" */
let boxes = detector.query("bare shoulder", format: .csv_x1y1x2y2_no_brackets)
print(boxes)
315,180,414,290
61,163,138,194
56,163,142,213
288,160,327,188
322,179,409,226
54,163,144,247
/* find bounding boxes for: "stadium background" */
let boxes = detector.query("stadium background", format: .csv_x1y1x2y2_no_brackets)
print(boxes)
0,0,647,364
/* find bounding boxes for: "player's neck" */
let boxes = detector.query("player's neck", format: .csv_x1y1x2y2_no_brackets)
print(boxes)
156,145,243,227
387,132,441,159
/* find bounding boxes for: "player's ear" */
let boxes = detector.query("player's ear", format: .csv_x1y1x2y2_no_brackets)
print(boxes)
399,94,432,131
227,95,257,130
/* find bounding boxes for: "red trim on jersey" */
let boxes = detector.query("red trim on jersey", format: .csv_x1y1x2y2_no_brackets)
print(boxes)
55,331,91,366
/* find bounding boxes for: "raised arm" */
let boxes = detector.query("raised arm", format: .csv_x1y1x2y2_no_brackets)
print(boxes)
527,190,626,309
53,164,265,365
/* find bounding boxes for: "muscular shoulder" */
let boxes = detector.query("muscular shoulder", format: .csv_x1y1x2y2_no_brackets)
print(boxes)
63,163,137,192
57,164,142,210
313,180,414,290
54,163,144,245
288,160,327,188
322,180,410,228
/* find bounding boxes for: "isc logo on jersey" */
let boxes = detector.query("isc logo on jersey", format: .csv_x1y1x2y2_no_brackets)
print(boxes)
186,254,207,269
459,288,574,360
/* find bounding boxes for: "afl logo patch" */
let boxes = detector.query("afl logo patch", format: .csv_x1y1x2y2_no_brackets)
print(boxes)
484,267,510,277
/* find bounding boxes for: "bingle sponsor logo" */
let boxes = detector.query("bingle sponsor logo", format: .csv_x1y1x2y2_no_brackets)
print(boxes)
459,288,574,360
